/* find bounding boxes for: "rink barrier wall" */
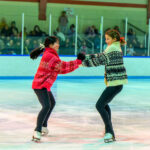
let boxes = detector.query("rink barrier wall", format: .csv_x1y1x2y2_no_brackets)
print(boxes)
0,56,150,79
0,76,150,80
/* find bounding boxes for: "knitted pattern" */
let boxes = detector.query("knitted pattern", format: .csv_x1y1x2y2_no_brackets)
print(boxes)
82,42,128,86
32,48,82,91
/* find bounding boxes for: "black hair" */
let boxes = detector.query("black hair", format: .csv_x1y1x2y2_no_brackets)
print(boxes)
30,36,59,60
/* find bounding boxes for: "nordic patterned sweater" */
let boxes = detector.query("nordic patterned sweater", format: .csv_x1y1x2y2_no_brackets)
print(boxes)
82,42,128,86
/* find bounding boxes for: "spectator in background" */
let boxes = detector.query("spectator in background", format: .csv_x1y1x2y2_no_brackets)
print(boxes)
64,38,71,49
0,18,7,31
84,25,100,52
55,27,66,42
127,44,135,56
15,40,21,54
127,28,134,41
84,26,95,38
139,43,146,56
80,40,88,53
9,21,19,37
61,37,75,55
24,39,33,54
32,40,39,49
30,25,43,37
90,26,100,50
127,28,133,35
67,24,75,38
127,27,145,56
1,24,10,37
135,43,146,56
67,24,76,46
92,25,99,35
93,34,100,50
132,37,140,48
6,39,16,55
59,37,73,55
58,11,68,34
114,26,121,34
37,38,43,45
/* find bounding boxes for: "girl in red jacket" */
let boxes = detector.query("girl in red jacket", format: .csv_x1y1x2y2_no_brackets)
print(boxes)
30,36,85,142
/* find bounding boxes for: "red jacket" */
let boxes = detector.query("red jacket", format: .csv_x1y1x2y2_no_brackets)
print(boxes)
32,48,82,91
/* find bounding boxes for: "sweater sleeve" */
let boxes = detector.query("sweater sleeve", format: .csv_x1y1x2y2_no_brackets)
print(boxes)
82,52,108,67
49,57,82,74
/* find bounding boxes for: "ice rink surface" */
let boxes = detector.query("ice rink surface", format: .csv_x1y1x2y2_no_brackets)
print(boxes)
0,78,150,150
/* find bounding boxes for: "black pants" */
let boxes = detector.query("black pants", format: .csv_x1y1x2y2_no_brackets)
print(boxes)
96,85,123,137
34,88,56,132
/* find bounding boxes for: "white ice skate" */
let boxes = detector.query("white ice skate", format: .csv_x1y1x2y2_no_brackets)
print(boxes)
32,131,41,143
104,133,116,143
41,127,49,136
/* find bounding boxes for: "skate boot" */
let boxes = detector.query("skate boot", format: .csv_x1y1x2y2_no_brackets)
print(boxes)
41,127,49,136
104,133,116,143
32,131,41,143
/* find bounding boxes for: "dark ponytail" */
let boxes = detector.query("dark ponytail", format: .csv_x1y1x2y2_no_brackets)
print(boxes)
30,36,59,60
30,46,45,60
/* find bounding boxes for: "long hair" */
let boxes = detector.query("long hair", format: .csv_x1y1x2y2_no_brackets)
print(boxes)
105,29,126,45
30,36,59,60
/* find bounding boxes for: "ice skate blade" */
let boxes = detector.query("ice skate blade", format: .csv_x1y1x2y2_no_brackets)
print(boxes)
41,132,48,136
32,136,41,143
104,138,116,143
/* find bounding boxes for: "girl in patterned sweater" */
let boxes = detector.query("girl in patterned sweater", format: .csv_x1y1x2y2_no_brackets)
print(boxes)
30,36,85,142
82,29,128,143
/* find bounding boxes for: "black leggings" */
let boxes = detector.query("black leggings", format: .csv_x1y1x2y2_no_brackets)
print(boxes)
34,88,56,132
96,85,123,137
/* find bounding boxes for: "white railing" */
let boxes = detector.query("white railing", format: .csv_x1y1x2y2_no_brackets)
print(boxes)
0,13,149,56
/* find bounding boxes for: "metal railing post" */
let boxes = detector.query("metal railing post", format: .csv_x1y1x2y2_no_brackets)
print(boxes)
100,16,104,53
49,14,52,36
21,13,24,55
124,17,128,56
75,15,78,55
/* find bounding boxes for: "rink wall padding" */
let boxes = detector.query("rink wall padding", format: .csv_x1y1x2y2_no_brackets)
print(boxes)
0,56,150,79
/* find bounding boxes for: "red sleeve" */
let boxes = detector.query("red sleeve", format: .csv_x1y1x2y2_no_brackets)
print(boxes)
49,57,82,74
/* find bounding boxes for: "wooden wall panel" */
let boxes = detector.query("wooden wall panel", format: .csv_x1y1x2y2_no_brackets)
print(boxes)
147,0,150,24
39,0,47,20
1,0,147,8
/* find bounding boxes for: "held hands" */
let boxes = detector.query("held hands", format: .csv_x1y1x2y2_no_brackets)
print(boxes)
79,64,83,67
77,52,86,61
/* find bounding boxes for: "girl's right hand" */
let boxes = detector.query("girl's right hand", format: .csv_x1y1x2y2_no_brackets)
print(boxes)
79,64,83,67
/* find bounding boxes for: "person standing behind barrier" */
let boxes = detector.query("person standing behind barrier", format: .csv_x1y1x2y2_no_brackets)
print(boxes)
58,11,68,34
82,29,128,143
